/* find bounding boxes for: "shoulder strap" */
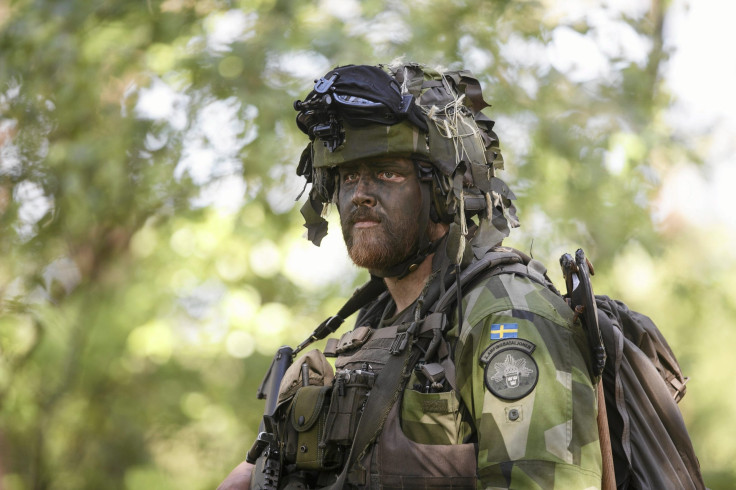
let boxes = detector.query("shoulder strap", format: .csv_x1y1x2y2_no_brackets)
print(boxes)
432,248,559,315
292,275,386,356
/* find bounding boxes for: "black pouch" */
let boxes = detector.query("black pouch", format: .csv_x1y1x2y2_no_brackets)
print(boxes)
321,369,376,446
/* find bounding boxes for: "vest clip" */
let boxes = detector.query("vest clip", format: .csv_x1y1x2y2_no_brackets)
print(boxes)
389,332,409,355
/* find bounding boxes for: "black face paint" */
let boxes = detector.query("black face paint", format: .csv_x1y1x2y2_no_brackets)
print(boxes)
337,159,423,275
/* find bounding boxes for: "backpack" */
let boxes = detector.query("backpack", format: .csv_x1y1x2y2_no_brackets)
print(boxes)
596,296,705,489
556,249,704,489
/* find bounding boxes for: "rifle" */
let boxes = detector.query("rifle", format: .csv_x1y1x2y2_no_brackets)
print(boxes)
246,345,293,490
245,319,357,490
245,278,386,489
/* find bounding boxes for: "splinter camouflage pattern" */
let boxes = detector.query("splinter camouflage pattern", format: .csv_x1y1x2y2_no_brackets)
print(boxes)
343,252,602,489
431,271,601,488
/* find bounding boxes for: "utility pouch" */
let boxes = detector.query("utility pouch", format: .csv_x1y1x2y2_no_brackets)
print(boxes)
278,349,335,406
401,381,467,445
282,385,337,470
322,368,376,445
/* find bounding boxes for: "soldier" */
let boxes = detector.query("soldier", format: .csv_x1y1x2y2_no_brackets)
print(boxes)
220,62,603,489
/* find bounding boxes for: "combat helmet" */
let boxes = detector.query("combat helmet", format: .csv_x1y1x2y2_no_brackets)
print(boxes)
294,62,519,277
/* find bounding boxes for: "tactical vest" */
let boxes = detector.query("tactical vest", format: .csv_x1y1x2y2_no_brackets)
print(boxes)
269,249,551,490
331,321,476,489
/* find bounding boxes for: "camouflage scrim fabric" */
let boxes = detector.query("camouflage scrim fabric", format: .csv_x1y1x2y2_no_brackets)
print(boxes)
447,273,603,489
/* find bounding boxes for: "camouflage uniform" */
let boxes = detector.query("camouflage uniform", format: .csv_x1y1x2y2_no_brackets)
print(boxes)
451,268,601,488
342,246,602,489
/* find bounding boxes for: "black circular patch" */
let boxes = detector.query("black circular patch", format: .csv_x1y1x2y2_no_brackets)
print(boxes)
483,348,539,401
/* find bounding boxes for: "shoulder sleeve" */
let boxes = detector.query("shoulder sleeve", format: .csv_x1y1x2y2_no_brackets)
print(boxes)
452,273,602,489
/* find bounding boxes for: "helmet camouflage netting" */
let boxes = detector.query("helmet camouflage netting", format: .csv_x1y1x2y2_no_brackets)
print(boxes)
293,62,519,261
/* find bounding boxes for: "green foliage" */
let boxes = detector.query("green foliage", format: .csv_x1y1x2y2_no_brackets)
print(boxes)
1,0,733,488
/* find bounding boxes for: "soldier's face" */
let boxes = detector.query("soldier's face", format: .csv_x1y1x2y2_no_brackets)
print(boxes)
337,158,423,274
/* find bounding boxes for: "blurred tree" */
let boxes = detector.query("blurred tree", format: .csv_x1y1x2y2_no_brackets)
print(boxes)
0,0,733,488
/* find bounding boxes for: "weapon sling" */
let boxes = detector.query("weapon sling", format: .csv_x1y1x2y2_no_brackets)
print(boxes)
292,276,387,358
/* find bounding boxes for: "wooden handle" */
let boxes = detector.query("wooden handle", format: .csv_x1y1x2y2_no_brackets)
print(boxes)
597,380,616,490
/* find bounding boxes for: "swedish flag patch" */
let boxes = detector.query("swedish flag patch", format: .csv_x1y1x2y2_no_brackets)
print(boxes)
490,323,518,340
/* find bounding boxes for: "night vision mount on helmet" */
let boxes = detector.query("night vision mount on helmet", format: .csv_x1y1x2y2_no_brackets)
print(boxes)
294,62,520,277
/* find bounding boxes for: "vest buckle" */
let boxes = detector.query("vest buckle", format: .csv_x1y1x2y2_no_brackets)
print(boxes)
389,332,409,355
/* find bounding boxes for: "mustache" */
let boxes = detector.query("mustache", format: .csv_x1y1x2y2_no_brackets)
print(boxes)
347,208,383,226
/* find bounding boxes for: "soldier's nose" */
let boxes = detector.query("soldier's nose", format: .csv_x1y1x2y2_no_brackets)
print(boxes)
351,178,376,207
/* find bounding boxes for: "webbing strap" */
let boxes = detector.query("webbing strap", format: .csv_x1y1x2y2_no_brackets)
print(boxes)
434,251,521,314
293,276,386,357
336,276,387,322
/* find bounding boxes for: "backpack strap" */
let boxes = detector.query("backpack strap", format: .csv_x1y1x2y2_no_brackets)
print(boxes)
433,248,557,317
433,250,521,314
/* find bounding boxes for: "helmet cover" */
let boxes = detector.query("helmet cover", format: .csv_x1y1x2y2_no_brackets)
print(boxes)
294,62,519,254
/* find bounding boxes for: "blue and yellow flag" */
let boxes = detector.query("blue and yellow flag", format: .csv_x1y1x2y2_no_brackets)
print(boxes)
490,323,518,340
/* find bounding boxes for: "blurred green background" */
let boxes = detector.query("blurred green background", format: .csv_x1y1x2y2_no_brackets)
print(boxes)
1,0,734,488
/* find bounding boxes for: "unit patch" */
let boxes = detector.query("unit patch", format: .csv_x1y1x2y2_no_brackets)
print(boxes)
480,339,538,400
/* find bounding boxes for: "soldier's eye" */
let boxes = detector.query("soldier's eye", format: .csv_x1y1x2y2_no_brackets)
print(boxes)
379,171,402,181
343,173,359,183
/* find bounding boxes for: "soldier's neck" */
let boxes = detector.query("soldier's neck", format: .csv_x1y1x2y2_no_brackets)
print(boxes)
383,254,435,313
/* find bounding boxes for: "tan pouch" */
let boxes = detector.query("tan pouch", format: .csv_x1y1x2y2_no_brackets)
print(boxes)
277,349,335,406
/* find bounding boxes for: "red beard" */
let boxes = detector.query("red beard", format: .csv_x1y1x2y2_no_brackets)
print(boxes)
341,207,419,272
